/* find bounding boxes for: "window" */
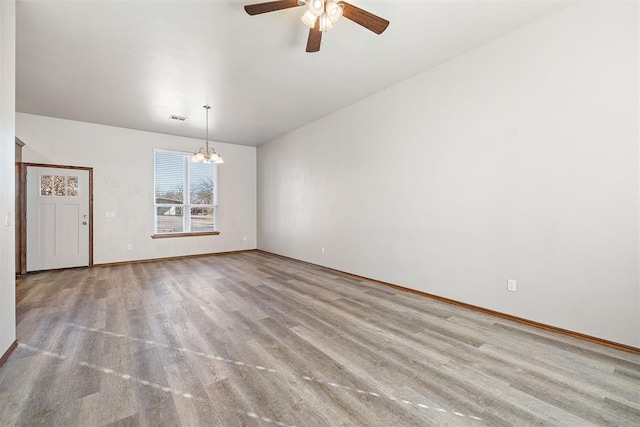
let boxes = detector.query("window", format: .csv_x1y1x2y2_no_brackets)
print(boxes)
153,150,218,237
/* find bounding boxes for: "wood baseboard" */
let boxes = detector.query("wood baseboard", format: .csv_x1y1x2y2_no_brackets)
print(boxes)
93,249,257,268
0,340,18,369
382,282,640,355
258,250,640,355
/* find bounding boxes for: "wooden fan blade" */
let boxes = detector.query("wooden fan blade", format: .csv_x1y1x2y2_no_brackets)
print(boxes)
306,23,322,53
244,0,302,16
342,2,389,35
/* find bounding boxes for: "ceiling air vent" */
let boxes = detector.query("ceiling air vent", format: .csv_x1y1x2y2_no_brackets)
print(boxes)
169,114,187,122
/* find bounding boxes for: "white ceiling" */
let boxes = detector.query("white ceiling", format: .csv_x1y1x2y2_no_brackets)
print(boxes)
16,0,572,146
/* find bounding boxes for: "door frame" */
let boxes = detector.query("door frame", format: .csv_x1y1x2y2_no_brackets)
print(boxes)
20,162,94,272
15,138,25,276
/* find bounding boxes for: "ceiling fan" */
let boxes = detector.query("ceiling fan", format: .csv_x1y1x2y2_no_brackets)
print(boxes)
244,0,389,53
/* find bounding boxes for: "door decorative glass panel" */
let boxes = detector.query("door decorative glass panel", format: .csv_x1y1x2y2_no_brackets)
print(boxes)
41,174,80,197
40,175,53,196
54,176,66,196
67,176,78,197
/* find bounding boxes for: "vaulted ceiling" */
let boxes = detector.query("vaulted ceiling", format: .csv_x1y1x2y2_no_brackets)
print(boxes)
16,0,571,146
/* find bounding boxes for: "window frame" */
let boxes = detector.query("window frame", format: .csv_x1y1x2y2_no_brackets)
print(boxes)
152,149,220,239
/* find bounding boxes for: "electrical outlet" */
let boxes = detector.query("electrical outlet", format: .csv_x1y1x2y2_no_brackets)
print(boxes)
243,236,248,242
127,243,133,250
321,246,325,254
507,279,517,292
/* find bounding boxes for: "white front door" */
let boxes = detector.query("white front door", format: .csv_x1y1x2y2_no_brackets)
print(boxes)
26,166,90,271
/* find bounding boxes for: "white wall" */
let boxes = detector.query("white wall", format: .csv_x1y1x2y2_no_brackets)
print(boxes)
258,2,640,347
0,0,17,356
18,113,256,264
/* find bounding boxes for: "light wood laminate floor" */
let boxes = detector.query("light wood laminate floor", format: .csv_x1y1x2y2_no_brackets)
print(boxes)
1,251,638,426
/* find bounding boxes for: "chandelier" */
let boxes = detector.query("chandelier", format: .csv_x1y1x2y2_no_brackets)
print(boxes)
192,105,224,164
301,0,344,32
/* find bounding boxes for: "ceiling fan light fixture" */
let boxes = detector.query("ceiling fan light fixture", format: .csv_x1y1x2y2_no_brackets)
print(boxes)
244,0,389,52
308,0,324,17
301,10,317,28
326,1,343,23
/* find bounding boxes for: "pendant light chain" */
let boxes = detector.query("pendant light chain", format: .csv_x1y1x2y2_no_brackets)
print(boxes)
205,105,210,154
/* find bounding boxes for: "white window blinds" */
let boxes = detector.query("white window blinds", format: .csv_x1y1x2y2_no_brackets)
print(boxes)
154,150,217,234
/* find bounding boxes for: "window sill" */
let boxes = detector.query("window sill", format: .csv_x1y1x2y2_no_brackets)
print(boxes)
151,231,220,239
